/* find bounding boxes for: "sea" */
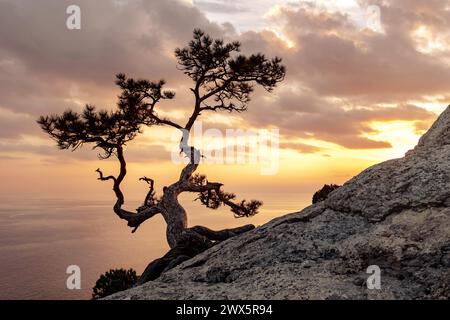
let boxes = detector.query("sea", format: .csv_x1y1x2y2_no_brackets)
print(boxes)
0,193,311,299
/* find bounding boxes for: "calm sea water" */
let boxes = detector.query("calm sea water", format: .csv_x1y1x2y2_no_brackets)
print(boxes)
0,193,310,299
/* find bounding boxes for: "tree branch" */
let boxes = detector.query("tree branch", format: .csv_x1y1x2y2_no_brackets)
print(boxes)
96,147,161,233
187,224,255,241
95,168,116,182
185,174,262,218
139,176,157,208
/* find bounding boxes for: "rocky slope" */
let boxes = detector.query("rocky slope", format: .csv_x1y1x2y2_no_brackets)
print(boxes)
109,106,450,300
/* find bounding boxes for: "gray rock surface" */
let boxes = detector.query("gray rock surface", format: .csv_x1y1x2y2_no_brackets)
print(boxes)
108,106,450,300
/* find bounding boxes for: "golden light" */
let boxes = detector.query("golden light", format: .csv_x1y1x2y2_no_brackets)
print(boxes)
263,4,296,49
412,25,447,54
362,121,424,160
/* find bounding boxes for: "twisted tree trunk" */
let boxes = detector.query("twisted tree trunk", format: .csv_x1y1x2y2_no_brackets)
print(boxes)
157,145,255,248
159,185,188,248
97,142,255,250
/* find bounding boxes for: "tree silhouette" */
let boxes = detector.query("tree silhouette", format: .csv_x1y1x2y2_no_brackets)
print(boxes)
92,268,137,299
312,184,341,204
38,29,285,249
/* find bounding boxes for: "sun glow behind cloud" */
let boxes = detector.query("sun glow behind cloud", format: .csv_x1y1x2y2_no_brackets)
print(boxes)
412,25,448,54
363,121,424,159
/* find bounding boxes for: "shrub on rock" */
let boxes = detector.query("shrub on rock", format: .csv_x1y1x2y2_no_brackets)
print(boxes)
92,268,137,299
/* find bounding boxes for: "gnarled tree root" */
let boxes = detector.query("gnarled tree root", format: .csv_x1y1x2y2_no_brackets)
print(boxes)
137,224,255,285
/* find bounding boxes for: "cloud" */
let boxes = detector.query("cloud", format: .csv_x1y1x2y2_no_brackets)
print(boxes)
0,0,448,162
0,0,225,115
275,3,450,100
0,0,230,160
194,0,250,14
244,86,436,149
193,0,295,31
237,1,449,149
280,142,321,154
0,108,39,139
0,139,172,164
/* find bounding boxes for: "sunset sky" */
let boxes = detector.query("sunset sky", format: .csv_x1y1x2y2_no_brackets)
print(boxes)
0,0,449,206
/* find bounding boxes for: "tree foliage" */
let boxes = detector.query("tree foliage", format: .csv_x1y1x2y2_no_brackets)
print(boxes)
37,75,176,159
92,268,137,299
312,184,341,204
176,29,285,125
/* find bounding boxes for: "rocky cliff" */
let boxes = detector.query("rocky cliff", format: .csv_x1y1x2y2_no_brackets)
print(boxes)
108,106,450,300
